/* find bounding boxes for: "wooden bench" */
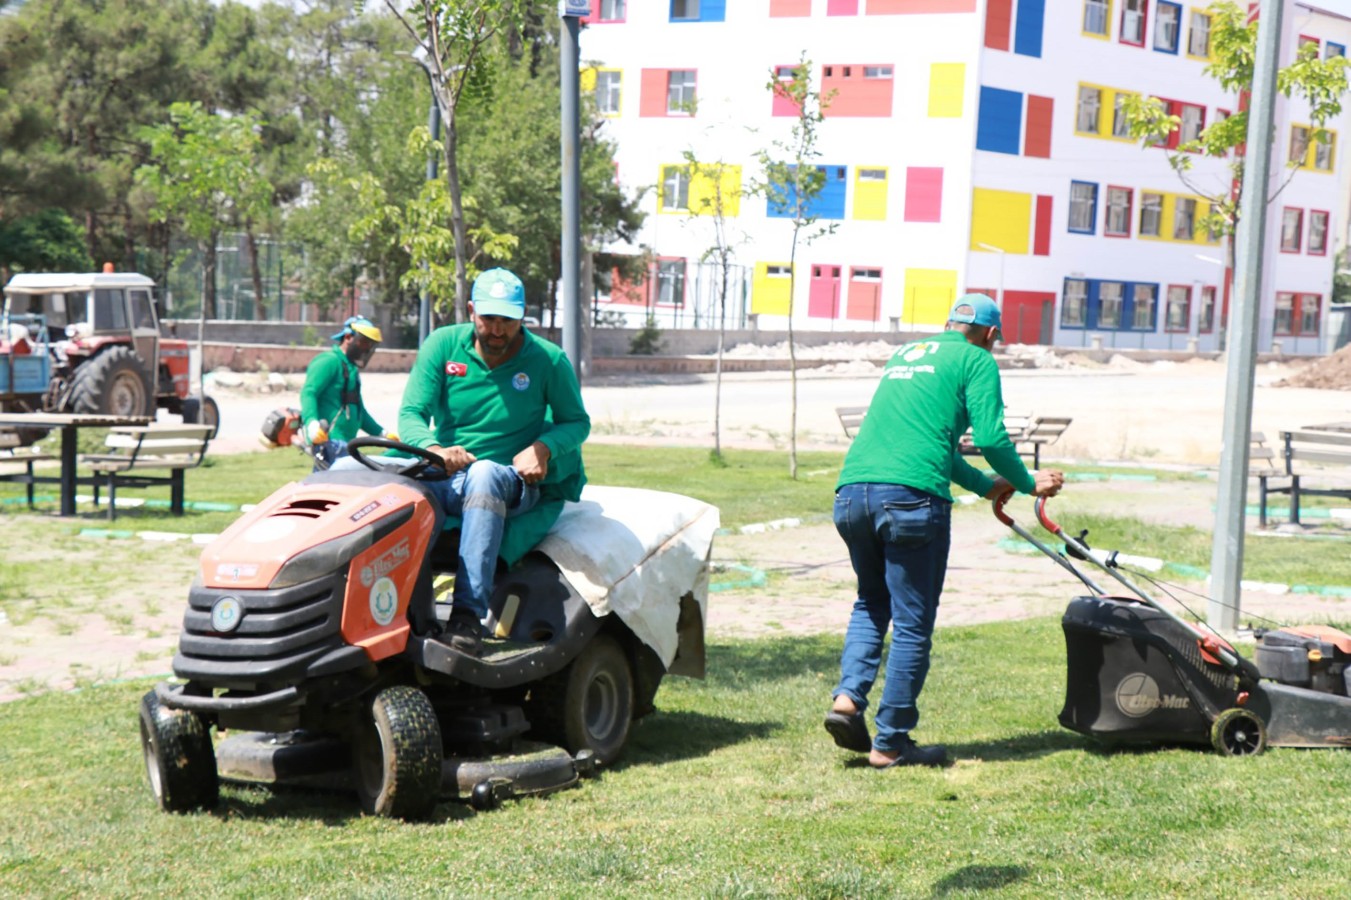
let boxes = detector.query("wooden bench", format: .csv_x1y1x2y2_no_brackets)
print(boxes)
1254,429,1351,526
837,405,868,439
0,431,59,509
79,424,213,520
836,406,1071,468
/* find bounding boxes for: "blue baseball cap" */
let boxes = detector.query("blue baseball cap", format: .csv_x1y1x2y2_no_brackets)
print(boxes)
949,293,1002,329
471,268,526,319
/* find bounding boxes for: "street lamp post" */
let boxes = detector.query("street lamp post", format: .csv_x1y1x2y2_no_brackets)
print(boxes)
560,0,588,382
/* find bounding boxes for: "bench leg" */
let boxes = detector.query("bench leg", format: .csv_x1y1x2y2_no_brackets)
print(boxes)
1258,476,1268,529
171,471,185,516
25,461,35,509
107,474,117,522
1290,476,1301,525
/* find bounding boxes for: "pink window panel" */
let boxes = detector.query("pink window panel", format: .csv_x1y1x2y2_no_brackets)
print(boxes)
828,0,860,13
1024,95,1053,158
808,265,843,318
769,0,812,15
904,167,943,222
639,69,670,117
772,66,803,117
846,270,883,321
610,268,648,306
985,0,1012,50
1033,195,1052,256
821,65,894,117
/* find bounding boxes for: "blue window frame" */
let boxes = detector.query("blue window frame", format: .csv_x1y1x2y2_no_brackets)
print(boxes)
766,165,847,220
670,0,725,22
1068,181,1098,234
1060,278,1161,330
1154,1,1181,54
976,86,1023,155
1327,42,1346,59
1014,0,1045,57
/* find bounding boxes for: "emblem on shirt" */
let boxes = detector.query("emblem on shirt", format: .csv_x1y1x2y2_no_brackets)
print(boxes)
446,362,468,377
512,372,530,391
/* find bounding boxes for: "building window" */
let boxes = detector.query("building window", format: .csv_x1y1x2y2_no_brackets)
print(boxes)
1076,85,1102,133
1112,94,1134,138
1165,285,1190,332
1099,282,1124,328
1062,279,1088,326
1314,132,1335,171
596,70,622,115
1084,0,1109,35
1280,207,1303,252
1179,104,1205,144
1298,294,1321,335
1309,210,1329,255
1140,192,1163,236
1155,2,1180,52
656,258,686,304
1290,125,1310,165
1188,10,1210,56
1173,197,1196,240
1198,286,1217,333
667,70,696,114
671,0,699,20
1328,42,1347,59
661,165,690,211
766,264,791,277
1132,283,1156,329
1274,292,1295,335
1105,186,1133,236
1120,0,1146,46
600,0,626,20
863,66,893,78
1069,181,1098,233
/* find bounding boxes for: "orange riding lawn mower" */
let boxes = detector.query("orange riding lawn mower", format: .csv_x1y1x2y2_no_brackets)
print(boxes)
139,438,719,818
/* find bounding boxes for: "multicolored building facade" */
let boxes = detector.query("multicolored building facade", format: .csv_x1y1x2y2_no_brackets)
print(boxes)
577,0,1351,355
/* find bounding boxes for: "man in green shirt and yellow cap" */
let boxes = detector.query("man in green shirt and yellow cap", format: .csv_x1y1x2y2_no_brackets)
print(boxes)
299,316,393,470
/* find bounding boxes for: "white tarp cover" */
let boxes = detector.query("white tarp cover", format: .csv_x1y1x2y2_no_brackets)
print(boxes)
536,485,720,667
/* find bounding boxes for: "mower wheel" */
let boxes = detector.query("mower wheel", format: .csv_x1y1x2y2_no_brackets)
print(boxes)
139,690,219,813
527,634,634,767
1211,708,1267,757
353,685,443,820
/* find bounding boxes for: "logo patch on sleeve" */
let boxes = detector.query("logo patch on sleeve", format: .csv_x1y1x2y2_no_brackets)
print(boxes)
445,362,468,377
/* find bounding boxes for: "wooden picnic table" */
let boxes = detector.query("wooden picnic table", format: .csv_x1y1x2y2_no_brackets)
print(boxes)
0,412,152,516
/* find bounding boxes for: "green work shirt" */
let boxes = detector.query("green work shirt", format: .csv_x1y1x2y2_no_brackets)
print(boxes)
300,345,383,443
398,323,590,564
838,331,1036,501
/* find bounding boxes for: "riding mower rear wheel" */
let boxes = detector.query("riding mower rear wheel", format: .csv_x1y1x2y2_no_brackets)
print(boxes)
139,690,219,813
352,685,443,820
526,634,634,767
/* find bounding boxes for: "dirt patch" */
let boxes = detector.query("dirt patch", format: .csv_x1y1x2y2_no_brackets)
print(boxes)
1277,344,1351,390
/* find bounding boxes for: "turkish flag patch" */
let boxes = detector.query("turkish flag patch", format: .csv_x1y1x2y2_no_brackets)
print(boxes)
445,362,468,377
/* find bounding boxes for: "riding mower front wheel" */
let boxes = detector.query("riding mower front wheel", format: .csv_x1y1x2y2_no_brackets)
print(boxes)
139,690,219,813
352,685,443,820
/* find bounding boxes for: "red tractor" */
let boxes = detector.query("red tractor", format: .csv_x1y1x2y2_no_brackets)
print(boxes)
0,271,217,443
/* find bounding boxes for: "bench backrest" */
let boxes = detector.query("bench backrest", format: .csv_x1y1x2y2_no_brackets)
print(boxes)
104,424,213,463
1250,431,1282,475
837,406,868,439
1281,429,1351,469
0,431,19,451
1024,416,1072,445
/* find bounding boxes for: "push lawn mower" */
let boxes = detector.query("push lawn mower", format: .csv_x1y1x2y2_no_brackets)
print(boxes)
140,438,717,818
995,493,1351,756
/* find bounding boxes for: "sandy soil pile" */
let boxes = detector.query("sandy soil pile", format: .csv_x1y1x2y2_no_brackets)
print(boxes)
1277,344,1351,391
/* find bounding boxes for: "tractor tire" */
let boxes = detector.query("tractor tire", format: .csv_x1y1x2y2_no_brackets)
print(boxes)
68,346,154,418
352,685,443,820
1211,708,1267,757
139,690,219,813
525,634,635,767
182,394,220,439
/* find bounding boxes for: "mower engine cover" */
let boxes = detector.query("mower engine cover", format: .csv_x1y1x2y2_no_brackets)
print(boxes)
1256,626,1351,696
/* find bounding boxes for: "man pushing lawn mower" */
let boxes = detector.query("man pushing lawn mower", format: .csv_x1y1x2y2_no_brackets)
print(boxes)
826,294,1065,768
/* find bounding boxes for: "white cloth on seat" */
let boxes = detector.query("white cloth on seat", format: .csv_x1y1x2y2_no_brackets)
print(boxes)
535,485,720,668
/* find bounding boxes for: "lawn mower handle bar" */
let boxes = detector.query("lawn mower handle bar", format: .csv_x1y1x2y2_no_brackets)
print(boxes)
991,490,1104,595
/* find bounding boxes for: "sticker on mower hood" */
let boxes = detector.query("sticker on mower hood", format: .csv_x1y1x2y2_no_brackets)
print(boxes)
1114,673,1190,718
349,500,380,522
369,577,397,626
360,538,410,587
214,563,259,583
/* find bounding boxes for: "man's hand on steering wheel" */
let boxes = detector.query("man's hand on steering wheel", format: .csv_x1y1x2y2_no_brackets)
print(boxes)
429,444,475,474
346,437,448,480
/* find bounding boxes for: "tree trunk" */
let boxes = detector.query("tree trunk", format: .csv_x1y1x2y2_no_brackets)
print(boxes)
787,234,800,481
203,233,218,320
713,255,728,460
246,229,267,319
443,119,470,324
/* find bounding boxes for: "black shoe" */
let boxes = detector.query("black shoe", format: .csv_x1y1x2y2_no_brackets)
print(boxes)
824,710,872,753
443,614,483,657
875,735,947,768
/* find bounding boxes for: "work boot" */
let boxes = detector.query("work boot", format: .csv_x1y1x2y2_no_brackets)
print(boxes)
443,610,483,657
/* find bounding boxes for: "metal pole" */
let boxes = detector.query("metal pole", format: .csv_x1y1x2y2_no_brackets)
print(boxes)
419,67,441,347
560,10,583,381
1209,0,1283,633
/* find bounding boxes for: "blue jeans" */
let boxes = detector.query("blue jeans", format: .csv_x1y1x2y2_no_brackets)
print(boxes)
832,482,951,752
314,439,348,471
424,460,540,619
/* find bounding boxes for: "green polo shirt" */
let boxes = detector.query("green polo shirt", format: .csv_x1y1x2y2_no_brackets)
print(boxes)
299,345,383,442
838,331,1036,501
398,323,590,563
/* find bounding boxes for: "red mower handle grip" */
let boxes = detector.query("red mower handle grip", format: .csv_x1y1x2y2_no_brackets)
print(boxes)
992,488,1015,526
1035,496,1063,536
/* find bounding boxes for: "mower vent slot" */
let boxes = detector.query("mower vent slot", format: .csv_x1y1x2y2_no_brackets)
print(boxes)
272,497,341,518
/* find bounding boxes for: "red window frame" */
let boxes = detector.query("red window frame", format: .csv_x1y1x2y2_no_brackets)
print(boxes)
1119,0,1148,47
1197,285,1217,334
1279,207,1304,253
1164,284,1191,332
1308,209,1330,256
1297,293,1322,336
1274,292,1296,336
1104,185,1133,237
1177,102,1206,151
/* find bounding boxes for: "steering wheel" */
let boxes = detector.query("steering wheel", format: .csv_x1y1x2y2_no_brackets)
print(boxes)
346,437,448,480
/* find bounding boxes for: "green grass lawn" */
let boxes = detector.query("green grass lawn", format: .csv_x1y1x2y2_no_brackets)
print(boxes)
3,621,1350,896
